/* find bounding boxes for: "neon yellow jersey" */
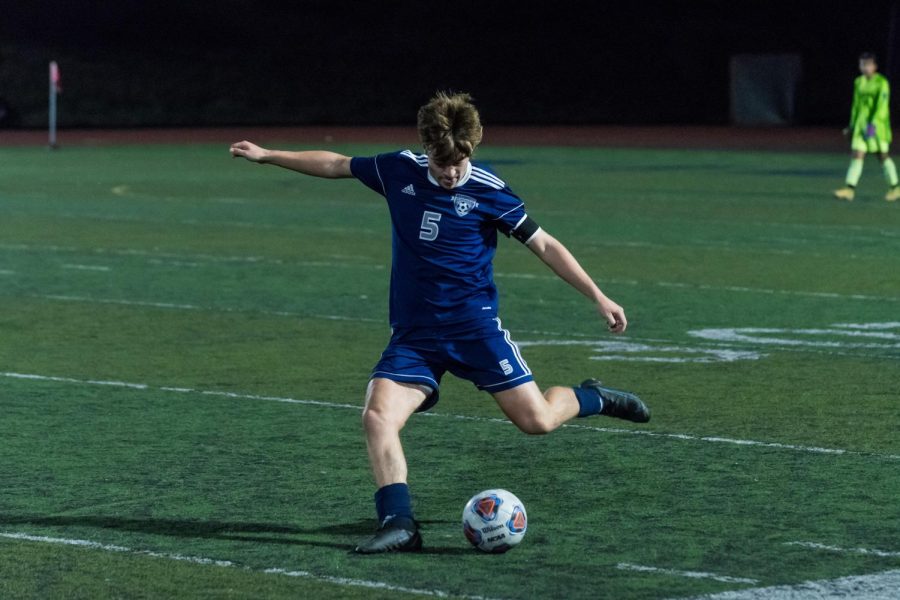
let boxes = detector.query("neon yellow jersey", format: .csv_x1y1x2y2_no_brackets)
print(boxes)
849,73,892,144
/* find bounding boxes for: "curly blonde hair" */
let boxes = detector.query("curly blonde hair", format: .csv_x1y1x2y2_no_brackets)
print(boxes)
417,92,483,165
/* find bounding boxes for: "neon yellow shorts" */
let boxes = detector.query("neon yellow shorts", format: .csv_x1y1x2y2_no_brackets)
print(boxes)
851,134,890,154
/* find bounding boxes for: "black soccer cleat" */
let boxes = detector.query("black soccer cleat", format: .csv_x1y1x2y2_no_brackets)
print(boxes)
580,379,651,423
354,516,423,554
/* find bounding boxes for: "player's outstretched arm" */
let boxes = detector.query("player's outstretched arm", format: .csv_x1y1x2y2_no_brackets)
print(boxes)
230,141,352,178
526,229,627,334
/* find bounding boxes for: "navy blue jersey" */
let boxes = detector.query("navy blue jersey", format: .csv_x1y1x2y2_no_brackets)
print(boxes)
350,150,533,328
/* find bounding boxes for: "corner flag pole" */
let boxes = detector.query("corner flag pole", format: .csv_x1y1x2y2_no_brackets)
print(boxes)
49,61,60,149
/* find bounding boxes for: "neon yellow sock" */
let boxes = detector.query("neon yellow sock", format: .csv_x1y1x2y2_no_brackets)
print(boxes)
883,158,899,187
846,158,864,187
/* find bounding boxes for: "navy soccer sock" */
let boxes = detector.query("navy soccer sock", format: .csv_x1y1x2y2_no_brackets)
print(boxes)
573,385,604,418
375,482,414,524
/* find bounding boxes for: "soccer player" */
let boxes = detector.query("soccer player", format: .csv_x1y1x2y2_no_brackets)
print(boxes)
833,53,900,202
230,92,650,553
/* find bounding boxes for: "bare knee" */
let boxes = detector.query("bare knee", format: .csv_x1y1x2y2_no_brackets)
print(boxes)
361,378,426,435
362,405,386,433
511,412,558,435
362,403,406,436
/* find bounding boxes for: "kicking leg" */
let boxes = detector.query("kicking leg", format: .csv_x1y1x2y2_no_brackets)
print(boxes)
355,377,429,553
493,382,578,434
493,379,650,436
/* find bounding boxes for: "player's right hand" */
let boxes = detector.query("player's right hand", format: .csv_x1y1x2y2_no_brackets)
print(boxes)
841,127,850,137
230,140,268,163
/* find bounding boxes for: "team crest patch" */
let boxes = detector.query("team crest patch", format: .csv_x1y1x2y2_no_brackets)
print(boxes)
452,194,478,217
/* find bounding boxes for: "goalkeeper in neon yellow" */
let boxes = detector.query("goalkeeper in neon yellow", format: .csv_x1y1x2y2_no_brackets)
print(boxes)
834,53,900,202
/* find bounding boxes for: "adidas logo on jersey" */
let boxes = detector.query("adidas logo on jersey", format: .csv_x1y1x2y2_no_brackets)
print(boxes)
401,184,416,196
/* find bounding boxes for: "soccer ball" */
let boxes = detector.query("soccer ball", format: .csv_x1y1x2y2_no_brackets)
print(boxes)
462,489,527,553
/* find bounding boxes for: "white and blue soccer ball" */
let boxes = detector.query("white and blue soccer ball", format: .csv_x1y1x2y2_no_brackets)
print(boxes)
462,489,527,553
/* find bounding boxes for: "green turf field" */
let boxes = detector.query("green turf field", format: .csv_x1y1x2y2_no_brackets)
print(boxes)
1,141,898,599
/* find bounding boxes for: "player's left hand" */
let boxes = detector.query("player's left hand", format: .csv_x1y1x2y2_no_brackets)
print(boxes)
597,297,627,334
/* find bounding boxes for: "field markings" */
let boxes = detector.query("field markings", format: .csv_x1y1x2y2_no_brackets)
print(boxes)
0,269,15,275
672,569,900,600
501,272,900,304
832,321,900,330
784,541,900,558
0,531,499,600
3,370,898,462
695,217,900,240
616,562,758,585
560,423,881,458
35,294,382,323
61,264,113,272
3,209,381,235
517,338,765,364
5,204,899,258
654,281,900,303
3,241,898,304
691,326,900,349
42,294,200,311
0,242,386,271
23,293,900,362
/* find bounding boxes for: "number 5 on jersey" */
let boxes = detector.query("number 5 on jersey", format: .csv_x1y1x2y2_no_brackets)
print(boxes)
419,210,442,241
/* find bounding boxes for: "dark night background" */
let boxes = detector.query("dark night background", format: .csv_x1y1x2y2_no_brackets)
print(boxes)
1,0,898,128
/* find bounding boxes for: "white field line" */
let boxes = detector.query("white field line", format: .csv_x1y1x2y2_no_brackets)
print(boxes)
30,291,900,356
0,243,385,271
833,321,900,330
0,269,15,275
654,281,900,303
24,294,896,362
61,264,112,272
672,569,900,600
517,338,764,364
501,272,900,303
42,294,200,311
4,209,382,235
685,218,900,239
32,293,757,361
561,421,900,461
35,294,381,323
691,327,900,345
515,325,884,359
635,332,900,362
0,531,498,600
3,241,897,303
784,541,900,558
25,294,900,363
616,562,758,585
2,371,899,462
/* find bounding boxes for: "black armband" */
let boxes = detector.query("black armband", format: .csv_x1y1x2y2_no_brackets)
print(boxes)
511,216,541,244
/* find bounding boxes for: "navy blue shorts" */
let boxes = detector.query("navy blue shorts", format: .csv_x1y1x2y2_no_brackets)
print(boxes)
371,317,534,412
